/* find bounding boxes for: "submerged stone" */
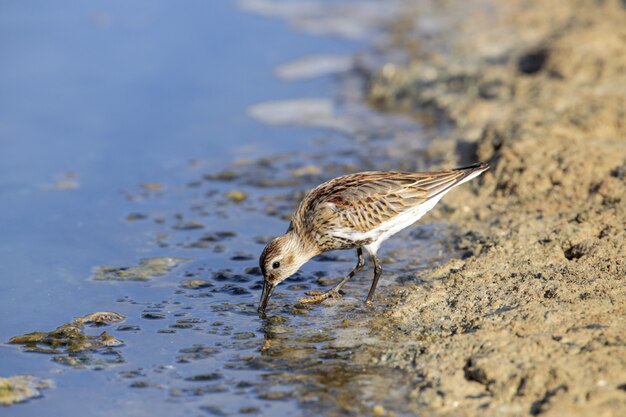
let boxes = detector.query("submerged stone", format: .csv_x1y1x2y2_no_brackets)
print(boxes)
230,253,254,261
184,373,223,382
125,212,148,221
129,381,160,389
172,220,205,230
215,284,250,296
200,231,237,242
116,325,141,332
173,385,228,397
258,391,292,400
141,313,166,320
204,169,239,181
244,266,262,276
92,257,188,281
176,344,219,363
169,323,193,329
175,317,207,324
200,404,227,416
232,332,256,340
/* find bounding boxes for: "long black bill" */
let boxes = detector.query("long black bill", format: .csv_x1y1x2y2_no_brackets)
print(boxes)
258,281,276,313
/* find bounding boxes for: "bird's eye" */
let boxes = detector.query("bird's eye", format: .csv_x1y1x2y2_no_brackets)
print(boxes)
272,261,280,269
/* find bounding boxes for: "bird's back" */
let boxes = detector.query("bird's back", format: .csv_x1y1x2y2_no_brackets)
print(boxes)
292,163,488,251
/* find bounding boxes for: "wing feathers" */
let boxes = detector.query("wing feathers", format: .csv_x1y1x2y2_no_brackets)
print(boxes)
295,164,488,246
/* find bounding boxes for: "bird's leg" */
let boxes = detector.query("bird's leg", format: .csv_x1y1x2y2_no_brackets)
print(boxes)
365,254,382,304
299,248,365,304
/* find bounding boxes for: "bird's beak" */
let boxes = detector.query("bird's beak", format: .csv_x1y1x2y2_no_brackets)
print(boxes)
258,280,276,313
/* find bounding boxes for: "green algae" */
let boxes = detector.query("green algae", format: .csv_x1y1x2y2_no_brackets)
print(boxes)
0,375,52,406
92,257,188,281
9,312,125,368
225,190,248,203
74,311,125,326
52,351,125,368
180,279,213,289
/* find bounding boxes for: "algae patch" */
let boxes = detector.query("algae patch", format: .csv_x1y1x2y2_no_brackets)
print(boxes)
0,375,52,406
225,190,248,203
180,279,213,289
9,312,125,368
92,257,188,281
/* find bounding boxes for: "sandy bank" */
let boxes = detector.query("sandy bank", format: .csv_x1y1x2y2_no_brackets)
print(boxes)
364,1,626,415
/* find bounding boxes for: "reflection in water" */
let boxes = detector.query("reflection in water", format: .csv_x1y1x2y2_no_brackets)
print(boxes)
253,301,418,416
238,0,404,39
275,54,353,81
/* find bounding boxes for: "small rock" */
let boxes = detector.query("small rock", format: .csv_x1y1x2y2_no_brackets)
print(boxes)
126,212,148,221
225,190,248,203
373,404,387,417
180,279,213,289
172,221,204,230
184,373,222,382
141,313,165,320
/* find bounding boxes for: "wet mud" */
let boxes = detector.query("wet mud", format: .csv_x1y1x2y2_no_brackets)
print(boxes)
359,0,626,416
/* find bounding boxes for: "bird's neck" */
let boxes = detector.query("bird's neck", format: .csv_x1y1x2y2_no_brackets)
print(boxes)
284,229,320,268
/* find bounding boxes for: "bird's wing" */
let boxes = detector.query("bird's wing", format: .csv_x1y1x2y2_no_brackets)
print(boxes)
297,168,477,238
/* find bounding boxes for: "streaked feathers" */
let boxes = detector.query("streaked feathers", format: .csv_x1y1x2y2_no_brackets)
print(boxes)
292,163,489,252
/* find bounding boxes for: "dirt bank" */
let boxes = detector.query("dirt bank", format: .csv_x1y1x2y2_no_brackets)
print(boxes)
364,0,626,415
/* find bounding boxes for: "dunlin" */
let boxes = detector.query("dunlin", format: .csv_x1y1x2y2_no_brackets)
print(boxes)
258,162,489,312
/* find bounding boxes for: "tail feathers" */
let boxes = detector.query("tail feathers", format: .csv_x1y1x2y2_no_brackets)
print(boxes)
454,162,489,187
453,162,489,173
428,162,489,198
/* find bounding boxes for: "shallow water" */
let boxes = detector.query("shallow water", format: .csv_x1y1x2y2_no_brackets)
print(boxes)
0,1,445,416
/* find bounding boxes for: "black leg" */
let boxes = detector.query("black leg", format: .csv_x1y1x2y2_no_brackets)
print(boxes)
330,247,365,293
299,248,364,304
365,254,382,304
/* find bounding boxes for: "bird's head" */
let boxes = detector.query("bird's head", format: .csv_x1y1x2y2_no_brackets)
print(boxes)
258,232,316,313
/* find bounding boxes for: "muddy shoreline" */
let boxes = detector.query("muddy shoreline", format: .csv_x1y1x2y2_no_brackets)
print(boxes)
362,0,626,416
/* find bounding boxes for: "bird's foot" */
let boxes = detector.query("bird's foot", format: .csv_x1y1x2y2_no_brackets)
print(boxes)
298,290,341,304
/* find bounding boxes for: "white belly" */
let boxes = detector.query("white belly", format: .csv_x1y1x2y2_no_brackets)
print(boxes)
329,193,446,255
328,168,487,255
362,194,444,255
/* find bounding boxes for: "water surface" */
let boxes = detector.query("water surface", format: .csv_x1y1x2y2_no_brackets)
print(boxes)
0,1,439,416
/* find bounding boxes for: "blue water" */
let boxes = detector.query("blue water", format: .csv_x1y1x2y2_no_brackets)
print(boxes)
0,0,357,326
0,1,382,416
0,0,442,415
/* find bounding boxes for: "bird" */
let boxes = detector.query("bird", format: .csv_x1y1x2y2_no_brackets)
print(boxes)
258,162,489,313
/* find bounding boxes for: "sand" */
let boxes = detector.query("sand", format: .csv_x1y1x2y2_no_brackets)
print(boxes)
363,1,626,415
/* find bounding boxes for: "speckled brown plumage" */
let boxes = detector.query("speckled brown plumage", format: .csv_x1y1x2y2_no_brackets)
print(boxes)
291,163,488,252
258,162,489,313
